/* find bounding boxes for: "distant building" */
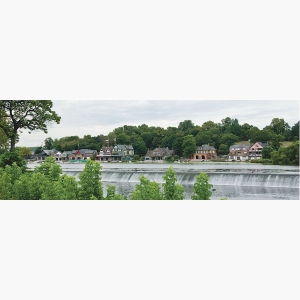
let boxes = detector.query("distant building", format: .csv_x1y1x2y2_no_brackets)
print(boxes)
145,147,174,161
191,144,217,160
97,146,113,161
112,145,134,161
36,149,58,161
70,149,97,160
228,144,250,161
248,142,268,160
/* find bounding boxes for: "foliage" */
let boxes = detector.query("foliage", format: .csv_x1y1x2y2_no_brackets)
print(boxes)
162,167,184,200
105,185,124,200
132,138,147,156
0,100,61,151
130,176,163,200
78,159,103,200
250,158,272,164
291,121,299,141
0,127,9,150
178,120,195,133
0,149,27,172
191,173,213,200
220,133,239,148
269,135,283,151
34,146,43,154
182,135,196,158
16,147,32,158
218,144,229,156
44,137,54,149
271,141,299,165
261,146,275,159
34,156,62,181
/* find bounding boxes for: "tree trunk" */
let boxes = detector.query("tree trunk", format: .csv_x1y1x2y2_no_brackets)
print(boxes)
10,132,17,152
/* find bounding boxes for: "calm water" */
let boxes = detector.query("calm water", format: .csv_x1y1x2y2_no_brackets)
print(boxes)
28,162,300,200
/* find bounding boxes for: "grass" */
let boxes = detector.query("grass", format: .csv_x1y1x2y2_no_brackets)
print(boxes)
237,141,293,148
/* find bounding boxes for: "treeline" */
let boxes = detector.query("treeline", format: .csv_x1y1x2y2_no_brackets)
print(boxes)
40,118,299,157
256,140,299,165
0,156,213,200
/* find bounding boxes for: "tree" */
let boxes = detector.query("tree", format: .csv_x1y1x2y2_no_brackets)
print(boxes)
241,123,253,141
0,100,61,151
218,144,229,156
291,121,299,141
172,131,184,157
0,149,27,172
271,141,299,165
220,133,239,148
268,118,290,136
34,156,62,181
105,185,124,200
0,127,9,150
178,120,195,133
130,176,163,200
44,137,54,149
220,117,242,138
191,173,213,200
269,135,283,151
16,147,32,159
261,146,275,159
162,167,185,200
78,160,103,200
34,146,43,154
132,138,147,156
182,135,196,158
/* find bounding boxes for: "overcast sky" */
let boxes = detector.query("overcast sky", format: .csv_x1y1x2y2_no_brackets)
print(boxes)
17,100,299,147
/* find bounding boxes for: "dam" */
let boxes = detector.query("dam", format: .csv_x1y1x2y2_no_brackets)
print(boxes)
27,162,299,200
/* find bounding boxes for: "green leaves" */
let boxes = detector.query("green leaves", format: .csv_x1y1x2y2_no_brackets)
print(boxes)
78,159,103,200
162,167,184,200
130,176,163,200
0,100,61,151
0,156,215,200
191,173,213,200
182,135,196,158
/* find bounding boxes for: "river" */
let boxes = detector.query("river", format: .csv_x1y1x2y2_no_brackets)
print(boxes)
28,162,300,200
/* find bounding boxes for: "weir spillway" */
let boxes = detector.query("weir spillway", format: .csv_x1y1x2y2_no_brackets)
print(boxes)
27,162,300,199
62,168,300,189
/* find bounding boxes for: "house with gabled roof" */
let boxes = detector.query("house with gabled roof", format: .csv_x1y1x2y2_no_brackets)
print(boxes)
62,151,72,161
36,149,58,161
70,149,97,160
97,146,113,161
112,144,134,161
145,147,174,161
248,142,268,160
191,144,217,161
228,144,249,161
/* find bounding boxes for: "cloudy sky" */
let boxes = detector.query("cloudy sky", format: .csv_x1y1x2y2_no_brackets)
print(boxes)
17,100,299,147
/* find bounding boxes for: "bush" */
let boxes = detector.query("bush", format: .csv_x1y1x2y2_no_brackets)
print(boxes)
0,150,27,172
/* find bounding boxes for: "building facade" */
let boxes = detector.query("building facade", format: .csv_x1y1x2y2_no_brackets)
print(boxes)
191,144,217,160
248,142,268,160
145,147,174,161
228,144,249,161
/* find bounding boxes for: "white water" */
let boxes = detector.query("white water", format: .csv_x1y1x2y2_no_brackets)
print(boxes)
27,162,300,199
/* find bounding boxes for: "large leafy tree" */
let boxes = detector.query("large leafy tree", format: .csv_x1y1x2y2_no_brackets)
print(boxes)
182,134,196,158
0,100,61,151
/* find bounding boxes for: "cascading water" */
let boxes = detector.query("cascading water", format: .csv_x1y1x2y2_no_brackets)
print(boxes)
62,170,299,189
28,163,299,199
